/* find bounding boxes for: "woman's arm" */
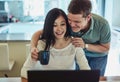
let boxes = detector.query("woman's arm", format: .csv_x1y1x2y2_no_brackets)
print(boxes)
76,48,90,70
21,77,28,82
21,54,37,79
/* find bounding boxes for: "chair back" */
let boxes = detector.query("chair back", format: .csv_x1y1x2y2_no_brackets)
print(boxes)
0,43,9,70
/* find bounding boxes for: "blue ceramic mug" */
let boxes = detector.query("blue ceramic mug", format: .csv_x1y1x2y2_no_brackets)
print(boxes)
38,50,50,65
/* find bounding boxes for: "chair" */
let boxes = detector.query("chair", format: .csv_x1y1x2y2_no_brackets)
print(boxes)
0,43,15,71
26,44,30,59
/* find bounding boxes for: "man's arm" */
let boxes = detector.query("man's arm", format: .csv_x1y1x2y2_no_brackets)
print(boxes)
85,42,110,53
72,37,110,53
30,30,43,49
30,30,43,59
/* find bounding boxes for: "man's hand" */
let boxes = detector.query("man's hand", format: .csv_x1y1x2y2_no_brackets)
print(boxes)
72,37,85,48
31,47,39,61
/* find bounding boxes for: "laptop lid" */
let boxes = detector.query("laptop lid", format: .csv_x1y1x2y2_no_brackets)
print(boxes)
27,70,100,82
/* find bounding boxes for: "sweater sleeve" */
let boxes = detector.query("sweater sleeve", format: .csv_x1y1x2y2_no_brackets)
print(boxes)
75,47,91,70
21,40,45,78
21,53,37,79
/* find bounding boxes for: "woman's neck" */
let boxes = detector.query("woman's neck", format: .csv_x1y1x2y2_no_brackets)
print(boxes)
53,37,71,49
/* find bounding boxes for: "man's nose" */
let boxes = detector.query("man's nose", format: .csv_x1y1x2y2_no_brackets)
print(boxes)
70,21,76,27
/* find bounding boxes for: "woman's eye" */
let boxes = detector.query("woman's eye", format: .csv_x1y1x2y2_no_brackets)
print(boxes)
61,23,65,26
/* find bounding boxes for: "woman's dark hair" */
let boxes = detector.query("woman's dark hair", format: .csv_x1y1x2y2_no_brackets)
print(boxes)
68,0,92,17
41,8,71,50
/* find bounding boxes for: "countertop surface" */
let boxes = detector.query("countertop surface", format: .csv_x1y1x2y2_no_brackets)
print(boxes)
0,33,31,42
0,23,43,42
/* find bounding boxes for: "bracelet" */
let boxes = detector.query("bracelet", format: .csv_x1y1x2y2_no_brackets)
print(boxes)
85,44,88,49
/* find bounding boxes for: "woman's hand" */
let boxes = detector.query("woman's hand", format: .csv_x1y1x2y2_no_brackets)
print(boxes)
31,47,39,61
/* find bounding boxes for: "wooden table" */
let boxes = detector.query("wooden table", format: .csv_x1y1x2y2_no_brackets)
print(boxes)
0,76,120,82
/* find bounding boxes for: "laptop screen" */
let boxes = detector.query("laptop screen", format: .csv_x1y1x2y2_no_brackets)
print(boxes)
27,70,100,82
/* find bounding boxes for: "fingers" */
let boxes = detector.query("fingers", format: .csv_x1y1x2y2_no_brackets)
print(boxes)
72,42,82,47
72,37,85,48
31,55,38,61
31,47,39,55
31,47,39,61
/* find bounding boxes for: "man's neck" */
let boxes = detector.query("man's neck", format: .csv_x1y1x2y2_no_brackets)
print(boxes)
82,19,91,33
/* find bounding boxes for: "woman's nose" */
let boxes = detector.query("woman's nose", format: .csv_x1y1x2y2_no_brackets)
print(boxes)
56,26,62,30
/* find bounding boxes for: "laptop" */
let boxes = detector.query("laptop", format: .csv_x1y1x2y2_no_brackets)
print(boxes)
27,70,100,82
0,43,15,71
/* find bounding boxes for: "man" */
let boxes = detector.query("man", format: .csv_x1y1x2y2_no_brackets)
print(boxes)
30,0,111,76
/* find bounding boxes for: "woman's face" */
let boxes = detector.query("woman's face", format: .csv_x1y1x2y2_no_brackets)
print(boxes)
53,15,67,39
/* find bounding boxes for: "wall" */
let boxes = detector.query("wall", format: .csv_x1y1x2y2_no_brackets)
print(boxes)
0,41,30,77
104,0,120,28
104,0,113,27
112,0,120,26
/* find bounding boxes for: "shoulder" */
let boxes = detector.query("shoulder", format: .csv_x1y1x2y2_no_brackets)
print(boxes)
91,14,110,30
75,47,85,54
92,13,109,25
70,44,84,53
66,37,72,44
38,40,45,44
37,40,45,50
76,47,84,51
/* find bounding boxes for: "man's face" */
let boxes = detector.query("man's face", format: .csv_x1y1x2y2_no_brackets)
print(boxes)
68,13,91,32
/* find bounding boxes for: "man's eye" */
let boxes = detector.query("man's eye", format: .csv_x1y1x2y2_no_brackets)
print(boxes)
68,18,71,21
54,25,57,27
75,21,81,23
76,22,79,23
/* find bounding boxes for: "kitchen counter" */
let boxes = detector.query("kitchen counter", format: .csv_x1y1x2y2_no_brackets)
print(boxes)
0,33,31,42
0,23,43,42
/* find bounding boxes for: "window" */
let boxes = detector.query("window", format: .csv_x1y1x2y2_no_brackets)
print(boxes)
23,0,71,22
0,0,99,34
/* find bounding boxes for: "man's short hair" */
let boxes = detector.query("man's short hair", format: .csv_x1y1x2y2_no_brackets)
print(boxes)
68,0,92,17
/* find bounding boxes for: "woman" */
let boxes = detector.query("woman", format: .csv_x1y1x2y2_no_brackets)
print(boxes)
21,8,90,78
